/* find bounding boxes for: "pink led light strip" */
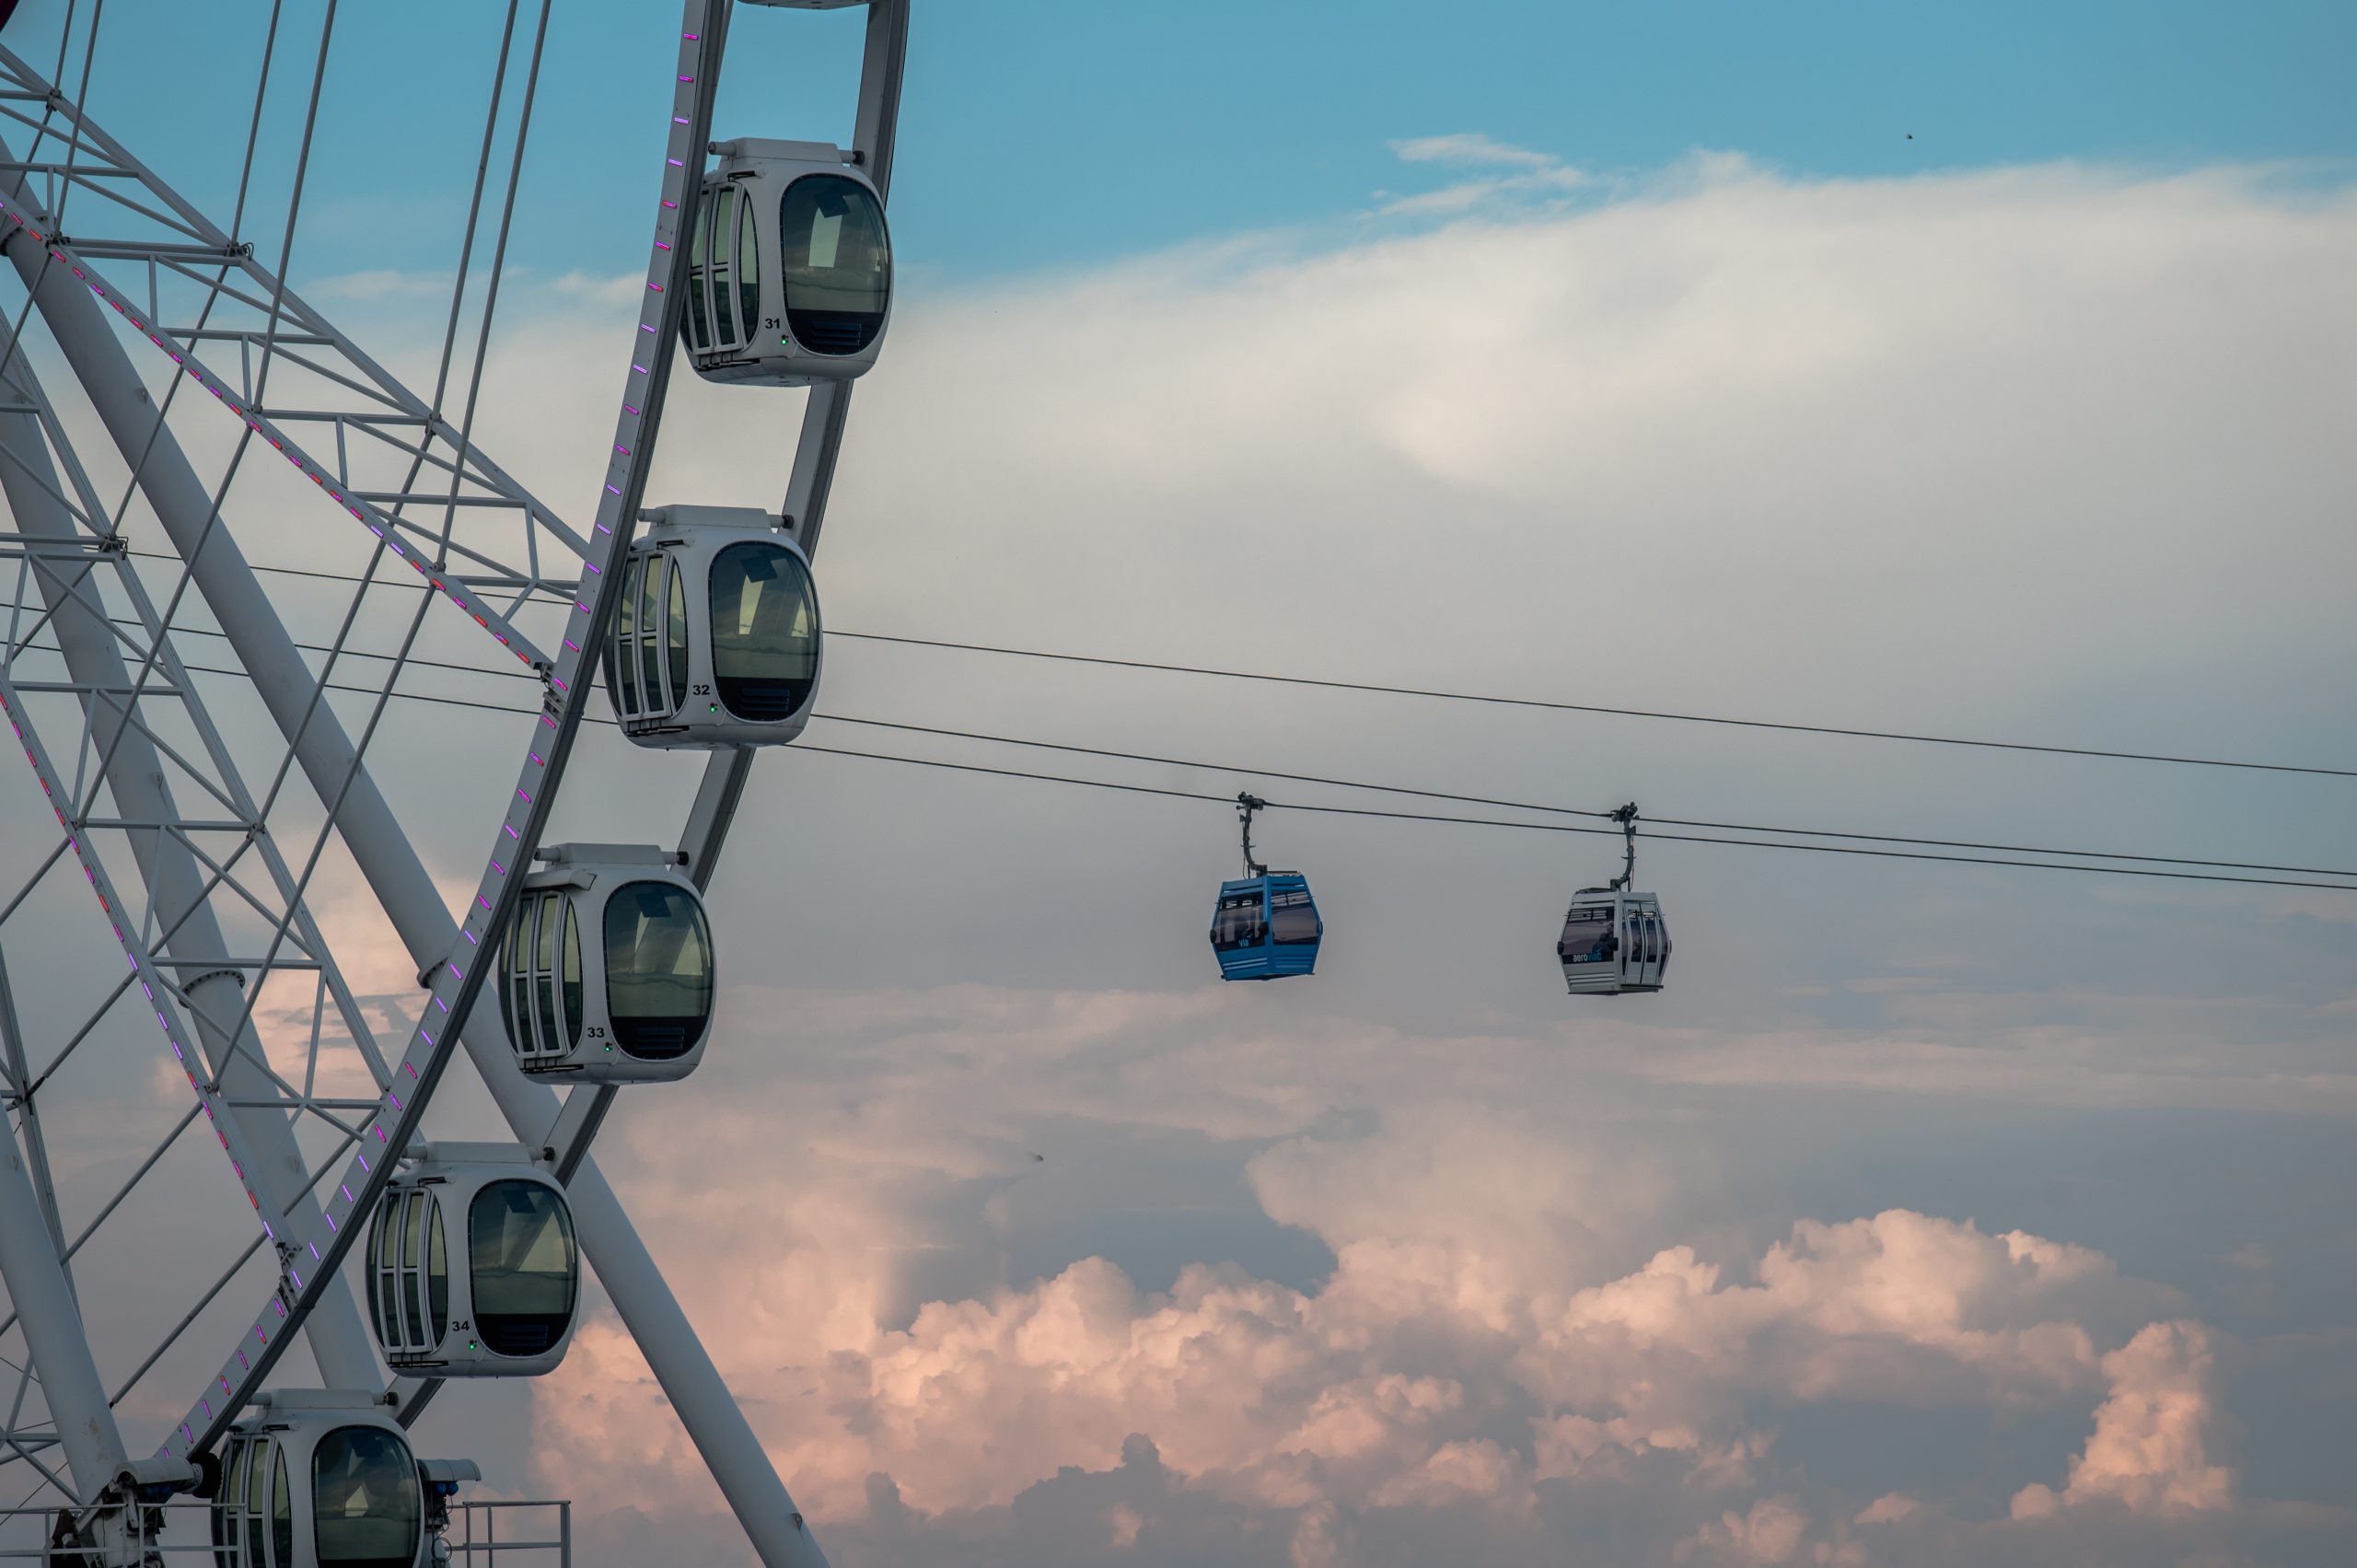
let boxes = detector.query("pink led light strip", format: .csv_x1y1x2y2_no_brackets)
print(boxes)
154,10,724,1462
0,202,552,672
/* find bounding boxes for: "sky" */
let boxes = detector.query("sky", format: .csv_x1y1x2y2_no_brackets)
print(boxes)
0,2,2352,1565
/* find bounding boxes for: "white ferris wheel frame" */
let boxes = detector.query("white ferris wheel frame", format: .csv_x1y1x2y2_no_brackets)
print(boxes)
0,1,909,1562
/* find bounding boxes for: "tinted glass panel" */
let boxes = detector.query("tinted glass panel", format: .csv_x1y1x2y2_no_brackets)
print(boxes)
562,900,584,1048
637,554,665,709
501,900,528,1053
708,543,819,722
427,1199,449,1344
615,555,642,714
1270,887,1319,946
737,189,761,341
667,559,691,700
1210,889,1267,952
779,175,889,354
713,190,740,344
312,1426,422,1568
272,1446,293,1568
399,1194,423,1347
534,894,558,1054
603,880,714,1060
685,182,711,352
470,1179,579,1357
1558,905,1615,965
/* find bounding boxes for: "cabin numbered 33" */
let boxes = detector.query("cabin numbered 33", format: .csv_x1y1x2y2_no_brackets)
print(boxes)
683,137,892,386
603,505,822,748
500,844,715,1084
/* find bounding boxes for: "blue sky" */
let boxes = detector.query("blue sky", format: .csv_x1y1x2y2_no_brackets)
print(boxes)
12,0,2357,285
0,3,2352,1565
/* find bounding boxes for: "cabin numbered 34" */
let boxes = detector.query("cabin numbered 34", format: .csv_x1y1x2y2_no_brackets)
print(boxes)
682,137,892,386
366,1144,580,1377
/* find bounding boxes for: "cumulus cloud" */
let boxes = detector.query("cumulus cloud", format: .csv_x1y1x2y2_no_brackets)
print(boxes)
2012,1318,2233,1519
529,1021,2220,1555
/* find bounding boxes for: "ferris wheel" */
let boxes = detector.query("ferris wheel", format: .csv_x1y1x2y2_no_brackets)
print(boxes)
0,0,904,1562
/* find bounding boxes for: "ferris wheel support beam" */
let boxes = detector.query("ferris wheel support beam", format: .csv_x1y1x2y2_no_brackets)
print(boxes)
0,396,383,1389
0,1104,122,1502
0,14,830,1563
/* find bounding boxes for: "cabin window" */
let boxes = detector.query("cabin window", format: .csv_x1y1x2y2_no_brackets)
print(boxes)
1558,905,1614,964
561,899,584,1049
1211,890,1266,951
1270,887,1319,945
271,1444,294,1568
603,881,714,1060
709,542,819,722
312,1425,422,1568
779,175,889,354
470,1180,579,1357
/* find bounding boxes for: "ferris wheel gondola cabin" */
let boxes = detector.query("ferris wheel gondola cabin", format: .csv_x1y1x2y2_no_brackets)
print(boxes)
210,1395,473,1568
681,138,892,386
499,844,715,1084
1556,804,1672,996
602,505,821,747
1209,795,1323,981
366,1146,579,1377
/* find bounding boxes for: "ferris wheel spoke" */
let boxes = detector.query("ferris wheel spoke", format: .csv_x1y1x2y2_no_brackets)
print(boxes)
0,43,593,670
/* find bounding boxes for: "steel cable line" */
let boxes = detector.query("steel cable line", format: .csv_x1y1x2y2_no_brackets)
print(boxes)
119,551,2357,781
99,652,2357,893
80,617,2357,881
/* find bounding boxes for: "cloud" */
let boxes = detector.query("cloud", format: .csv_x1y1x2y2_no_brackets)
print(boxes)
2013,1318,2233,1519
1376,132,1594,215
1387,133,1562,169
527,1022,2218,1552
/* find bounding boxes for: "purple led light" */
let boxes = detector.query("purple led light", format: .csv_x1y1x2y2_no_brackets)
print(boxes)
341,1184,354,1203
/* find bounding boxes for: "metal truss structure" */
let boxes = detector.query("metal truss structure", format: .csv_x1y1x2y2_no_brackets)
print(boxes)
0,0,908,1562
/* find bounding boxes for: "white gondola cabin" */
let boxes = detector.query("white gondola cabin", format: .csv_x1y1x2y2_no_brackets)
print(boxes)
1555,805,1671,996
366,1146,578,1377
209,1397,465,1568
602,505,821,747
500,844,715,1084
682,137,891,385
1556,890,1670,995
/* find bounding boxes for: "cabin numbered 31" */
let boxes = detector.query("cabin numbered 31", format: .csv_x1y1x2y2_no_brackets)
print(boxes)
682,137,892,386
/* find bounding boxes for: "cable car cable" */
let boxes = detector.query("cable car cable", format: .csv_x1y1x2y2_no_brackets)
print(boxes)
777,744,2357,893
46,644,2357,884
121,552,2357,781
808,714,2357,880
824,632,2357,782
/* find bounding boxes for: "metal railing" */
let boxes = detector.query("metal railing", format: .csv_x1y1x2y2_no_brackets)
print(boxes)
0,1497,570,1564
447,1499,572,1564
